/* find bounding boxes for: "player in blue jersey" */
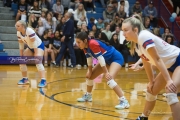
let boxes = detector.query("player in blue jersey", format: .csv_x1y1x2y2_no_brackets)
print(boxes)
75,32,130,109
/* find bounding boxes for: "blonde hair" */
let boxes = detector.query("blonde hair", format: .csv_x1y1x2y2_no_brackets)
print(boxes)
17,20,27,29
123,14,145,55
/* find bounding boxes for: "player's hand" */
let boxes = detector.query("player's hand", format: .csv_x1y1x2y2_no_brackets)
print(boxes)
129,64,143,71
147,81,155,94
105,72,112,81
86,70,92,78
165,80,177,93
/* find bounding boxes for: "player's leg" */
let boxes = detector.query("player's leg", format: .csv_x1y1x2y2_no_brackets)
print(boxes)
137,72,167,120
50,49,56,65
34,48,46,87
108,62,130,109
77,63,105,102
43,47,48,66
17,48,33,85
167,66,180,120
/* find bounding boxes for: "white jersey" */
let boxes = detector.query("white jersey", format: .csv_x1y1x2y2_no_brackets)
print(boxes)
136,30,180,68
17,27,42,48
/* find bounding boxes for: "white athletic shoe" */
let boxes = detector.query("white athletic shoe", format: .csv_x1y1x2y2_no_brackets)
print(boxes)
115,99,130,109
77,93,92,102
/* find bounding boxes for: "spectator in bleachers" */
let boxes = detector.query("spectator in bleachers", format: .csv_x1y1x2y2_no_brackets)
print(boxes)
98,32,110,44
28,14,38,29
121,39,130,68
165,35,174,45
74,4,88,27
96,17,104,30
98,0,106,8
109,14,120,31
29,0,42,18
56,17,65,34
39,0,51,11
112,26,121,41
41,29,56,66
102,23,112,40
144,1,158,27
161,27,174,40
106,0,113,5
130,0,142,16
77,16,87,29
39,11,47,26
109,33,121,52
117,0,129,17
44,12,57,33
171,0,180,16
61,0,71,12
15,0,28,22
52,0,64,18
83,0,96,13
117,5,126,21
91,25,100,38
87,17,95,31
52,30,61,57
153,27,161,37
112,0,119,12
77,23,89,34
70,0,80,10
103,4,116,23
36,19,45,37
144,16,153,32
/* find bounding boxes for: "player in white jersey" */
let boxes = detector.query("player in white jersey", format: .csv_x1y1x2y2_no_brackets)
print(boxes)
122,15,180,120
15,20,47,88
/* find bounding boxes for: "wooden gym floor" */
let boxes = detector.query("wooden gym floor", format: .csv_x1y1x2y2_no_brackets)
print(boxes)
0,65,176,120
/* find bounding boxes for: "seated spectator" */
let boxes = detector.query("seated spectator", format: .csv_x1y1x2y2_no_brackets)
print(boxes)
153,27,161,37
130,0,142,16
118,0,129,17
112,0,118,12
165,35,174,45
44,12,57,33
77,16,87,30
112,26,121,40
96,17,104,30
117,5,126,21
91,25,100,38
61,0,71,12
144,16,153,32
29,0,41,18
98,32,110,44
102,23,112,40
39,11,47,26
144,1,158,27
87,17,95,31
103,4,116,23
28,14,38,29
110,14,122,31
15,0,28,22
52,30,61,57
36,19,45,37
70,0,80,10
41,29,56,66
39,0,51,11
56,17,66,33
52,0,64,18
83,0,96,13
77,23,89,34
74,4,87,28
161,27,174,40
109,33,121,52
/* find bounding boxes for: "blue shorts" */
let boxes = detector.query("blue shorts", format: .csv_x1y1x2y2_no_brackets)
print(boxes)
28,42,45,53
168,53,180,72
106,50,124,66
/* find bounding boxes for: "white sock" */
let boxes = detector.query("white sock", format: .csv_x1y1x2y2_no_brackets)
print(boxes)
141,113,147,117
86,92,92,95
44,61,47,63
41,78,46,80
52,61,55,63
119,96,126,101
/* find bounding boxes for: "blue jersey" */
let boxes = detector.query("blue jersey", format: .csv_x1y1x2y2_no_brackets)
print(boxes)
83,39,124,66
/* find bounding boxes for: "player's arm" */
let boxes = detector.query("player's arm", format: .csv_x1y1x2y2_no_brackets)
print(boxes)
18,40,24,56
97,55,108,73
28,28,37,47
147,47,171,83
87,57,93,72
141,58,154,83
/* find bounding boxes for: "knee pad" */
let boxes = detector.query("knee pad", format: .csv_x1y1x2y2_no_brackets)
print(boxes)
107,79,117,89
145,91,157,101
19,64,27,72
36,64,45,71
166,93,179,105
86,79,94,86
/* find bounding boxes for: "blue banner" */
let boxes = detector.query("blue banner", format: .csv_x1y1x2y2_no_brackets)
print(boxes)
0,56,43,64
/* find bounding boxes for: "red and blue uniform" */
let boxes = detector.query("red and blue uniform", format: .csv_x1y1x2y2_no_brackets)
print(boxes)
84,39,124,66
